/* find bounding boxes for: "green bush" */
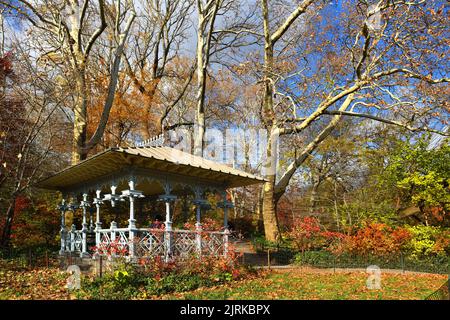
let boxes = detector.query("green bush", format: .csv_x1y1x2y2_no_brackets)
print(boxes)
294,250,334,266
404,225,449,259
145,273,217,295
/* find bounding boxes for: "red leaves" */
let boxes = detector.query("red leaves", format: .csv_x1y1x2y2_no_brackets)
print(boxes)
93,239,129,257
288,217,337,252
183,218,222,232
13,196,30,215
0,52,14,78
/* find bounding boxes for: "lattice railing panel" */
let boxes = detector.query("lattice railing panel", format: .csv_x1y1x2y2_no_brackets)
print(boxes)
64,227,227,258
98,231,111,252
73,231,83,252
117,231,130,251
172,231,197,258
136,229,166,258
201,232,225,256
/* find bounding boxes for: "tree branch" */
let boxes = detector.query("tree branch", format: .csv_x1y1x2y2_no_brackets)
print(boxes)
322,110,450,136
270,0,316,44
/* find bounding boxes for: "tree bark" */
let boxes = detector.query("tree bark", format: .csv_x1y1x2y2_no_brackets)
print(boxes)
0,197,16,248
260,0,281,242
71,69,88,164
262,174,281,242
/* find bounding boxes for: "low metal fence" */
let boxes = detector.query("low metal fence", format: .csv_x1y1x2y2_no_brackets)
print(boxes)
0,246,60,268
250,239,449,275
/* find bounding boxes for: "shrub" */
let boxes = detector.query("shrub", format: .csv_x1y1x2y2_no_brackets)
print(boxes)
332,222,411,258
294,250,335,266
287,217,324,252
404,225,450,259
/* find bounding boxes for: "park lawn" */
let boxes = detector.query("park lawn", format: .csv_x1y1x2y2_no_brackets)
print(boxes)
159,269,447,300
0,261,446,300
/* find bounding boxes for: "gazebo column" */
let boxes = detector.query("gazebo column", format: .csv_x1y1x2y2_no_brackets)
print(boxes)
58,199,68,255
193,197,209,256
68,200,79,253
89,207,94,232
218,191,234,257
93,190,103,247
103,184,121,208
70,224,76,252
121,178,144,260
80,193,90,258
159,185,177,262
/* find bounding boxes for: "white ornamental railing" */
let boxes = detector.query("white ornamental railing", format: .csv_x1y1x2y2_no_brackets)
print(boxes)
63,226,228,259
93,227,227,258
63,229,83,253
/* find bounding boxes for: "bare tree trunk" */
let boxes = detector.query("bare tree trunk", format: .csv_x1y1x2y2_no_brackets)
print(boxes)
260,0,281,242
256,186,264,233
72,69,88,164
0,197,16,248
262,174,280,242
333,180,340,231
193,0,220,157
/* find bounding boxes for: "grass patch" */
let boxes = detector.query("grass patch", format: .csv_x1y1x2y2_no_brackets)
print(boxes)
159,269,447,300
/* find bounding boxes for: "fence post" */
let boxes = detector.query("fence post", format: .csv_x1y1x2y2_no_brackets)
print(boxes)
400,252,405,273
267,249,271,269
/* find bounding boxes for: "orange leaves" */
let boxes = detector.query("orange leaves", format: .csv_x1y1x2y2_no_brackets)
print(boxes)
344,223,412,257
0,265,71,300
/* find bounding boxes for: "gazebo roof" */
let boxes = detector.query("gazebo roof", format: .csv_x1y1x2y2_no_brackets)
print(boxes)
37,146,265,192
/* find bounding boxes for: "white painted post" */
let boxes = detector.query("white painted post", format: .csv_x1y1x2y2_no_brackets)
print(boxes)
165,201,172,231
89,208,94,232
128,179,137,259
218,192,233,257
110,221,117,259
224,228,230,257
70,224,76,252
195,201,202,256
59,199,67,255
94,190,103,247
165,200,172,262
223,203,229,257
119,178,144,260
111,185,118,207
80,193,89,258
158,189,176,262
110,221,117,241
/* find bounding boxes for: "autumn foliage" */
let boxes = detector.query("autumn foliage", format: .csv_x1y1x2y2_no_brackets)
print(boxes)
339,223,412,257
287,217,418,258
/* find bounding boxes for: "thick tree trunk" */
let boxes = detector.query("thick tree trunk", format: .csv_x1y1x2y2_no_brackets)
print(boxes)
262,174,280,242
0,197,16,249
71,71,88,164
256,186,264,233
194,13,207,157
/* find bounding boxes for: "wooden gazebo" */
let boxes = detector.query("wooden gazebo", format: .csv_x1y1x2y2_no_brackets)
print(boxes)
37,146,264,261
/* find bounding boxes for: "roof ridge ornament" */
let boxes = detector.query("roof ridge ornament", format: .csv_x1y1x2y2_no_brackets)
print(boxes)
135,133,165,148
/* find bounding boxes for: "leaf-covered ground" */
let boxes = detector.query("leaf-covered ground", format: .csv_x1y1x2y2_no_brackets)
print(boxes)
158,268,447,300
0,261,446,300
0,260,71,300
